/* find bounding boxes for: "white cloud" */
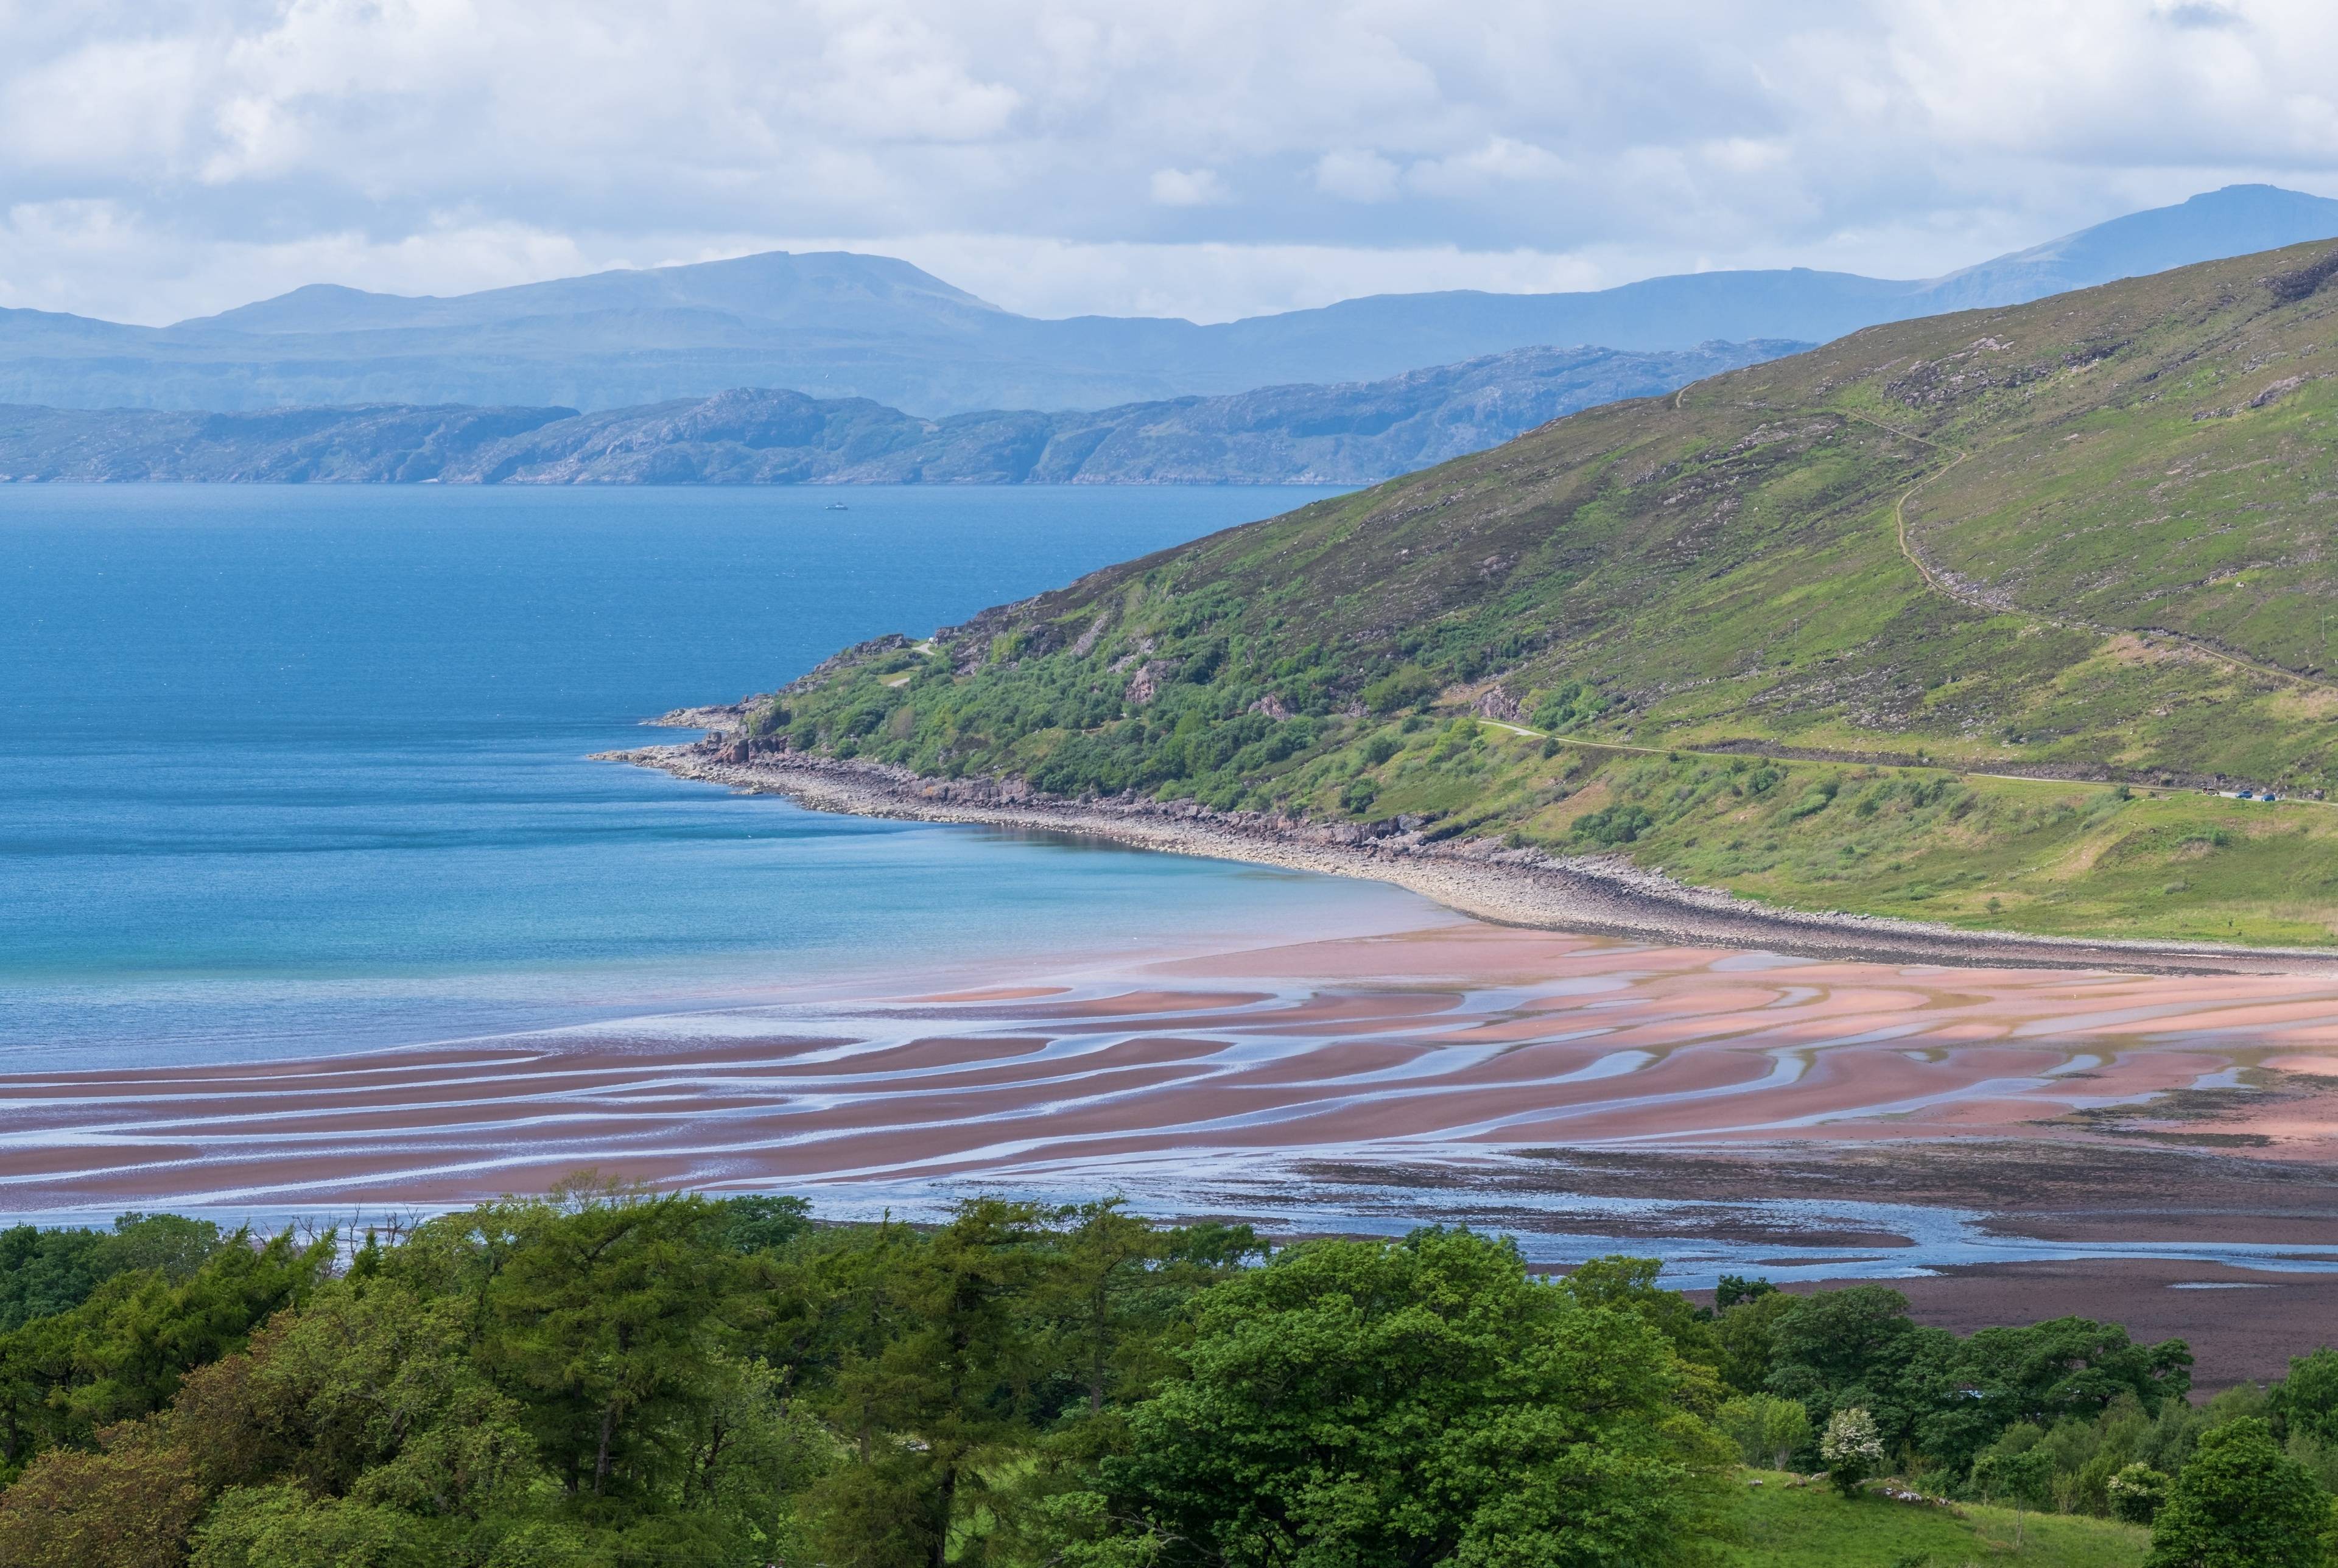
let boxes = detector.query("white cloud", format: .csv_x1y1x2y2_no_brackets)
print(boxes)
2,2,2338,323
1148,167,1229,206
1401,136,1570,198
1313,149,1400,202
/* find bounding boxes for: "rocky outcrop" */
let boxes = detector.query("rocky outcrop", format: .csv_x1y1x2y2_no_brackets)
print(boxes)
1125,660,1176,705
1472,687,1525,723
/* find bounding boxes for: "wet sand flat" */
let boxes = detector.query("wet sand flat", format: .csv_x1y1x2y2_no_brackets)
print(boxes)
15,925,2338,1379
13,925,2338,1383
6,925,2338,1219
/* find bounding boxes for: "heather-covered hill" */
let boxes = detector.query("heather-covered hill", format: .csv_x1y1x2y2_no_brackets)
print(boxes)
767,240,2338,944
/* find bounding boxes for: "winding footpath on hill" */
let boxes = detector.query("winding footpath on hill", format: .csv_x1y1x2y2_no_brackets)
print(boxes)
1836,403,2338,699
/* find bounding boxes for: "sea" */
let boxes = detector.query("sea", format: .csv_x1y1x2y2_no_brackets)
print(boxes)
0,483,1435,1072
16,485,2338,1295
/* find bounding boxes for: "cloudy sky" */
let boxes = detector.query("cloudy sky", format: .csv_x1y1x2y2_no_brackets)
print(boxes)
2,0,2335,324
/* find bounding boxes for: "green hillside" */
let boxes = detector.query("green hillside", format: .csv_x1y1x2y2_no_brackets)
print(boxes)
1726,1475,2147,1567
771,240,2338,943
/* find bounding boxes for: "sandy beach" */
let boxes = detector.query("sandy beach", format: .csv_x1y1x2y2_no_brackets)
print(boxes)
606,737,2338,978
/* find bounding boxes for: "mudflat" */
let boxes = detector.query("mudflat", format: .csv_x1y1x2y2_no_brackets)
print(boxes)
9,917,2338,1377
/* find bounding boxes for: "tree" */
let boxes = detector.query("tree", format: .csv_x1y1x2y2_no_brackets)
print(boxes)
1819,1406,1885,1497
476,1185,751,1508
801,1199,1051,1568
1971,1445,2053,1548
714,1194,813,1256
2272,1348,2338,1448
1716,1393,1810,1470
1559,1255,1722,1370
237,1279,541,1517
1765,1285,1950,1453
1095,1227,1729,1568
1918,1316,2192,1476
0,1419,204,1568
2147,1418,2331,1568
1039,1200,1162,1416
1711,1288,1800,1397
188,1482,430,1568
1714,1275,1777,1311
0,1227,329,1469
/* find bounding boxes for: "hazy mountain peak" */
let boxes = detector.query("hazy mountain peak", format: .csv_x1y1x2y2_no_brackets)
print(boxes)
1917,183,2338,309
180,249,1000,338
23,186,2338,416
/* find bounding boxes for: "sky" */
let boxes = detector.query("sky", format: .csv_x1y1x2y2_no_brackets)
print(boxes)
4,0,2338,325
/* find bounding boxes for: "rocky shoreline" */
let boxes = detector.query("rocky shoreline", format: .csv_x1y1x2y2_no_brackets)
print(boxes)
599,730,2338,977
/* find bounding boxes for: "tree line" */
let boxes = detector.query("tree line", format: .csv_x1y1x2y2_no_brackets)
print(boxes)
0,1185,2330,1566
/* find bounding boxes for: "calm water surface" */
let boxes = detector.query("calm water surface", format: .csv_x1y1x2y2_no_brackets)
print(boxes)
0,485,1433,1067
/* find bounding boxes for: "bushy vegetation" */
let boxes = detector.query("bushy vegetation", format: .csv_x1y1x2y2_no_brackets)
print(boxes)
6,1197,2338,1566
765,240,2338,943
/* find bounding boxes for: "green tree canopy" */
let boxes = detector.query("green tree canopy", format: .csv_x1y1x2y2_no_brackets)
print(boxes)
1095,1228,1728,1568
2146,1418,2333,1568
1917,1315,2193,1476
2271,1348,2338,1449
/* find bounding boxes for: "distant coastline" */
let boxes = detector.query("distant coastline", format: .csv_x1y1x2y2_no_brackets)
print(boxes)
605,724,2338,978
0,343,1794,488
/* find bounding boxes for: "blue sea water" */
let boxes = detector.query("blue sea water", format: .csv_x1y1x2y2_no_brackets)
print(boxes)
0,484,1433,1068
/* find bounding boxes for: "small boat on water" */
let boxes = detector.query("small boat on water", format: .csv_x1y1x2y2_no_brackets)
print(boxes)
824,502,850,511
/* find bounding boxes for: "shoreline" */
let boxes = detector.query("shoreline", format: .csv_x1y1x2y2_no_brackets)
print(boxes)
602,737,2338,978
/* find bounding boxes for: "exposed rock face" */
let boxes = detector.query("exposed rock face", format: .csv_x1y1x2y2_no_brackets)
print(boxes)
1125,660,1176,705
1473,687,1525,723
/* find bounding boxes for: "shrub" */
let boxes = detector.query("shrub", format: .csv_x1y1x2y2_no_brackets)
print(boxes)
1574,804,1655,847
1360,665,1439,714
1790,779,1841,819
2108,1462,2172,1525
1531,680,1609,733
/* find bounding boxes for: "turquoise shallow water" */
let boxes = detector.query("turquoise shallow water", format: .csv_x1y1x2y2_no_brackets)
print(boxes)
0,484,1433,1067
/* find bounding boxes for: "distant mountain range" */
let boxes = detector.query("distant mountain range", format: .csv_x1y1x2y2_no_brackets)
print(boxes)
0,341,1796,486
1,186,2334,416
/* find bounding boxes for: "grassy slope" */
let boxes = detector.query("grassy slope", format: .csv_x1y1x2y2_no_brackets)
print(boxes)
1725,1474,2146,1567
776,242,2338,944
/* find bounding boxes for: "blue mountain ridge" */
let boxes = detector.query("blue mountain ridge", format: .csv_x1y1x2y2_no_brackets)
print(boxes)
0,342,1799,486
1,184,2331,416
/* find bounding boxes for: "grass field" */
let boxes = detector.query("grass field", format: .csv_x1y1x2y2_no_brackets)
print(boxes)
1725,1474,2147,1567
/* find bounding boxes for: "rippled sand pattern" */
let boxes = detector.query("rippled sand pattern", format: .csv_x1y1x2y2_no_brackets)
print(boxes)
7,925,2338,1216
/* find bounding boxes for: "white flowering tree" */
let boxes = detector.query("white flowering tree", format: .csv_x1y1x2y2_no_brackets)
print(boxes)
1819,1405,1886,1497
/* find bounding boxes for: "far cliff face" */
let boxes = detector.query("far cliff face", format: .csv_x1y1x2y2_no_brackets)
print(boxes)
0,342,1798,486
